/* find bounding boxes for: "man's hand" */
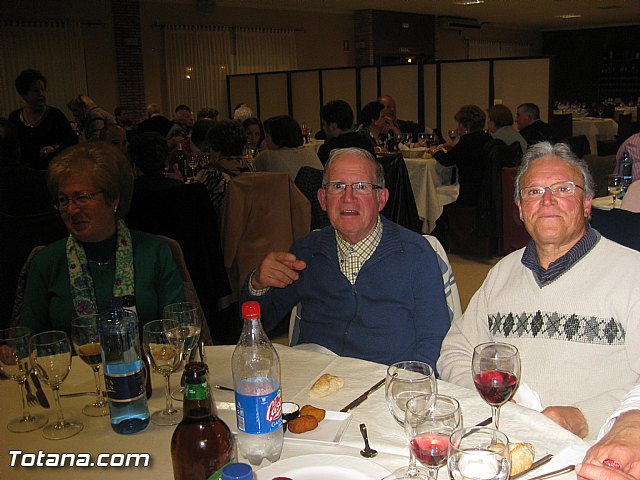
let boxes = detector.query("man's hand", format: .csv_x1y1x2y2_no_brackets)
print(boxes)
576,462,637,480
580,410,640,480
542,405,589,438
251,252,307,290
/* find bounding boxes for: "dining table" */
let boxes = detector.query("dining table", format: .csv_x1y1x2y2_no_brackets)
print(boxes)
1,344,592,479
572,117,619,156
403,155,459,233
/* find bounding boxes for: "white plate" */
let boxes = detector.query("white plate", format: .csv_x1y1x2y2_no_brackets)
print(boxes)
255,454,391,480
284,411,352,445
591,196,621,211
215,402,351,445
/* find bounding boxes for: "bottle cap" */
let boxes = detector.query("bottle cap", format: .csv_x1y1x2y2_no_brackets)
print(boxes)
221,462,253,480
241,301,260,319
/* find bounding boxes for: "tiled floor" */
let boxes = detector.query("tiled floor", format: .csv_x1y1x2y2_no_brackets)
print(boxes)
270,253,500,346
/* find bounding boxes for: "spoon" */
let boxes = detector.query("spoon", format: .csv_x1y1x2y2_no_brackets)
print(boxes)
359,423,378,458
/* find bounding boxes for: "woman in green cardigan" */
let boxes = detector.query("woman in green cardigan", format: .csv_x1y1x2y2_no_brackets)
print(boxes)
20,142,184,336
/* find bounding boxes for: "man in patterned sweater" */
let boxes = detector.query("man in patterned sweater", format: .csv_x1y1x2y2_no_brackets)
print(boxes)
438,142,640,478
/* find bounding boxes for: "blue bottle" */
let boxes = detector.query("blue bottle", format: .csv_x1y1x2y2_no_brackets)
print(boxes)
221,463,254,480
98,306,150,434
620,151,633,198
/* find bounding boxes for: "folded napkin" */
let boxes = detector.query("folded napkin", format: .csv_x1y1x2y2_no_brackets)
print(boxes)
534,444,589,478
514,382,544,412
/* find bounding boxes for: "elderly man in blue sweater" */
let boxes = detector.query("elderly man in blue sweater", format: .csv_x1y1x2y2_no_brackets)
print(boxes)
240,147,450,369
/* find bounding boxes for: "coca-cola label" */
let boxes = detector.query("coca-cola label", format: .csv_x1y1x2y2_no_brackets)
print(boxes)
235,387,282,434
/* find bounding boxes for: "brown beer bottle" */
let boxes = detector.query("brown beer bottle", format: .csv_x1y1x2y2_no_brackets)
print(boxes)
171,362,236,480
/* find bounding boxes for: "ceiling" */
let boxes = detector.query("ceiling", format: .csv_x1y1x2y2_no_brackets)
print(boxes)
208,0,640,31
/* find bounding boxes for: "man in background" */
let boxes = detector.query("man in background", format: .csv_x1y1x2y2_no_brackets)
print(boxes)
516,103,554,146
379,94,424,140
134,104,173,138
317,100,375,165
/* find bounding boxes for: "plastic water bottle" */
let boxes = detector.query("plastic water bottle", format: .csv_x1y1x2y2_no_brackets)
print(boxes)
620,151,633,197
99,307,150,434
232,301,283,466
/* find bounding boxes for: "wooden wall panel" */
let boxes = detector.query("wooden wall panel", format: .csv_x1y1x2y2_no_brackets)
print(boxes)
423,63,437,130
228,75,257,119
440,61,490,131
321,69,357,116
380,65,419,122
291,71,321,133
494,58,551,121
257,73,289,122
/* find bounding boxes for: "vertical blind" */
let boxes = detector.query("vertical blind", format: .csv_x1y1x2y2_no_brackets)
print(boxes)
163,25,297,117
0,21,87,115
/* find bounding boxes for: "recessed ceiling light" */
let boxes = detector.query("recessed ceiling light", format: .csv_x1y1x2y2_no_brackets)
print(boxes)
554,14,583,19
453,0,484,5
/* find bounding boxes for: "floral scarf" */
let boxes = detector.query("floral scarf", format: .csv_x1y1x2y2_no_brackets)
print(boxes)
67,217,134,315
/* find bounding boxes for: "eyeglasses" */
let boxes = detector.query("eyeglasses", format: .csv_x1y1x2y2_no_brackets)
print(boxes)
55,191,104,210
323,181,382,196
520,181,584,201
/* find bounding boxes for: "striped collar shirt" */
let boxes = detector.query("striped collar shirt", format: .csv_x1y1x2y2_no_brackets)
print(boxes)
336,216,383,284
521,225,600,287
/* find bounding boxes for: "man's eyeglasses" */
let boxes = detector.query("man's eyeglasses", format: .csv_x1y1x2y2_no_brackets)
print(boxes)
519,181,584,201
55,191,104,210
323,181,382,196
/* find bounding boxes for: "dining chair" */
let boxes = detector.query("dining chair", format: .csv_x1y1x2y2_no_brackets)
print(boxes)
501,167,531,255
10,245,45,329
377,152,422,233
549,112,573,142
616,113,634,144
294,166,330,231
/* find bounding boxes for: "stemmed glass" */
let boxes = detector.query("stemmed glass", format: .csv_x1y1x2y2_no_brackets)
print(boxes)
472,342,520,430
386,361,437,426
71,315,109,417
608,174,623,209
448,427,510,480
30,330,83,439
143,319,184,425
186,154,199,183
426,133,437,148
448,129,458,142
0,326,48,432
417,133,427,147
401,133,412,146
163,302,202,401
390,393,461,480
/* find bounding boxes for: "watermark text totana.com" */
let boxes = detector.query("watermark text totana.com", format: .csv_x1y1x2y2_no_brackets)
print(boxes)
8,450,150,468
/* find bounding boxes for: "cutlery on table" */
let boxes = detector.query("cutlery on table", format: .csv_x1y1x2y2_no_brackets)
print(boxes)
527,464,575,480
23,379,39,407
475,416,492,427
359,423,378,458
340,378,385,413
61,391,107,398
214,385,234,392
30,372,50,408
511,454,554,480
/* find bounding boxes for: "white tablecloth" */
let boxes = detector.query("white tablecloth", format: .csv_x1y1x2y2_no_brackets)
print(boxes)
404,157,459,233
0,345,590,479
573,117,619,155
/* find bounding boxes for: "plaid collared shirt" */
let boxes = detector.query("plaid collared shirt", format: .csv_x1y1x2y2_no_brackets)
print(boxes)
335,216,383,285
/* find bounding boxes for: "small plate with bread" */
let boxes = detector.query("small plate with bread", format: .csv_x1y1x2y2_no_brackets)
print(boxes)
284,409,352,445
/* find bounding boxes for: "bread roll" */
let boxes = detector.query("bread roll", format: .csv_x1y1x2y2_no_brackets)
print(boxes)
287,415,319,433
309,373,344,398
300,405,326,423
509,442,535,476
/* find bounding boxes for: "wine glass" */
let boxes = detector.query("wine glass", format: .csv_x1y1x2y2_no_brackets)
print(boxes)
448,427,510,480
597,105,604,118
0,326,48,432
386,361,437,426
471,342,520,430
30,330,83,439
402,133,412,146
448,129,458,142
143,319,183,425
186,154,199,183
389,393,461,480
71,315,109,417
163,301,202,401
608,174,623,209
426,133,437,148
417,133,427,147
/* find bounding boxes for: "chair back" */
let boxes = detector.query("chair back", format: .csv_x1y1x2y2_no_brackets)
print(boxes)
617,113,635,144
221,172,311,296
501,166,531,255
549,113,573,142
564,135,591,158
10,246,45,328
377,153,422,233
590,208,640,252
294,167,330,231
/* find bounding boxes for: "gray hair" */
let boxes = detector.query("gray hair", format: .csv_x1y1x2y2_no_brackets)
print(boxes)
514,141,595,203
323,147,385,189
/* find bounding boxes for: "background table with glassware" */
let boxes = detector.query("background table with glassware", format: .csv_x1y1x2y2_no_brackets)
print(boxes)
0,344,591,479
572,117,619,156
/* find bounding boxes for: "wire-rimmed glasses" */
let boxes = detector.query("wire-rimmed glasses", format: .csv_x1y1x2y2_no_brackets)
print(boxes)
0,326,48,433
30,330,83,439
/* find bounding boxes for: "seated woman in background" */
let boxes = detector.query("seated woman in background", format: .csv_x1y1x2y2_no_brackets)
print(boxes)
253,115,323,181
358,101,402,154
242,117,265,154
432,104,493,206
20,142,184,336
67,95,116,141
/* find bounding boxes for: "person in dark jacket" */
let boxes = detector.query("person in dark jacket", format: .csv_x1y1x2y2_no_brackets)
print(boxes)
516,103,554,146
317,100,375,165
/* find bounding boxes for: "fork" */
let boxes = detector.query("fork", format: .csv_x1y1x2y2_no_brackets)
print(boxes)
23,379,39,407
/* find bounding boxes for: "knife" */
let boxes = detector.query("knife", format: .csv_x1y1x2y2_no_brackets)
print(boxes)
526,464,574,480
511,454,554,480
30,372,50,408
340,378,386,413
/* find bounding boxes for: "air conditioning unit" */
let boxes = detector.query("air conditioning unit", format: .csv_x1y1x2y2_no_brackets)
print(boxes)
438,16,481,30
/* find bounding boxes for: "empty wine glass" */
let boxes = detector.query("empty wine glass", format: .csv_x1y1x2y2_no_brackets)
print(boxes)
417,133,427,147
426,133,437,148
389,393,461,480
71,315,109,417
608,174,623,209
30,330,83,439
0,326,48,432
472,342,520,430
163,302,202,401
448,427,510,480
401,133,412,146
186,154,199,183
143,319,183,425
448,129,458,141
386,361,437,427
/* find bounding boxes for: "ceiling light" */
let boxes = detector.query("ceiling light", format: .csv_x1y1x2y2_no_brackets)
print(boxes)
554,14,583,19
453,1,484,5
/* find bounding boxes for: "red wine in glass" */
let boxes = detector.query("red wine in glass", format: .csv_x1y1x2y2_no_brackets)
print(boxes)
473,370,518,406
410,433,450,468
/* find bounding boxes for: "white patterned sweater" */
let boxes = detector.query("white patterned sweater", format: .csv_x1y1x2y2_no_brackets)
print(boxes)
437,236,640,440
